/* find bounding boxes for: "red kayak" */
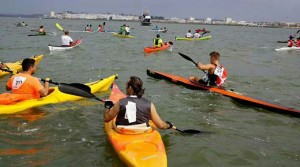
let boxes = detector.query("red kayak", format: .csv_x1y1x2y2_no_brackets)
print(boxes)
146,69,300,117
144,42,172,53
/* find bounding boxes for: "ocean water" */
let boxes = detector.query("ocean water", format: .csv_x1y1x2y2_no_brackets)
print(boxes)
0,17,299,167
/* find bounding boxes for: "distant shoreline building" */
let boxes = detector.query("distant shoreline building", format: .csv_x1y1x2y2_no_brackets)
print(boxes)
43,11,299,28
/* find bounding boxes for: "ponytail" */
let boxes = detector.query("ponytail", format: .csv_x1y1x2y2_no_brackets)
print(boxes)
127,76,145,98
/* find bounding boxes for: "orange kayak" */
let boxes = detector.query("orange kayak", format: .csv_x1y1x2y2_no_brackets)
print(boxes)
144,42,172,53
147,69,300,117
104,83,167,167
0,55,43,77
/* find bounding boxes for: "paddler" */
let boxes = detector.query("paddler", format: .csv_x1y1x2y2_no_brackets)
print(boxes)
190,51,227,87
38,26,46,35
185,30,193,38
296,37,300,47
103,76,174,130
124,25,130,35
85,24,89,31
153,34,164,47
0,62,7,69
118,24,126,35
5,58,50,101
98,24,104,32
287,35,294,47
193,29,201,38
61,30,74,46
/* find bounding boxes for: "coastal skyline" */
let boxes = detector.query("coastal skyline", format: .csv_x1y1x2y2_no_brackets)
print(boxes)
1,0,299,22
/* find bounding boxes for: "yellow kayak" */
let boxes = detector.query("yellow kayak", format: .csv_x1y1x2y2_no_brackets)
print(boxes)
0,55,44,77
112,32,135,38
0,74,117,114
175,35,212,41
104,83,167,167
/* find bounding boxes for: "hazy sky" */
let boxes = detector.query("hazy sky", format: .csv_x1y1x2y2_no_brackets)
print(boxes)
0,0,298,22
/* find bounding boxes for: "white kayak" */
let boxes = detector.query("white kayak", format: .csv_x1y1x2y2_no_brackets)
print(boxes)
48,38,82,51
275,46,300,51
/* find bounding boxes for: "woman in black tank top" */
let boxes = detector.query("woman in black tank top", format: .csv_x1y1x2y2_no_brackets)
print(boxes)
103,76,173,129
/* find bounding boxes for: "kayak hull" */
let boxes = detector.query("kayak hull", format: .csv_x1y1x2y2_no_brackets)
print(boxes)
275,46,300,51
146,69,300,117
0,55,43,77
48,38,82,51
175,35,212,41
104,83,167,167
0,74,117,114
112,32,135,38
144,43,172,53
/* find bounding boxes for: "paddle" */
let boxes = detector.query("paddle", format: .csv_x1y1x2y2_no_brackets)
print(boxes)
0,68,13,73
279,30,300,42
56,23,64,32
292,30,300,39
57,83,114,108
0,65,17,74
58,82,201,133
173,126,202,134
178,52,207,74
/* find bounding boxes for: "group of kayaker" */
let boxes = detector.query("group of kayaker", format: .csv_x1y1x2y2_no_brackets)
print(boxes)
85,24,93,32
185,28,209,38
16,21,27,27
287,35,300,47
153,26,168,33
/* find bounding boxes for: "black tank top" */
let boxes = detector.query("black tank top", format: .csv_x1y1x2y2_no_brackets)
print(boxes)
116,96,151,125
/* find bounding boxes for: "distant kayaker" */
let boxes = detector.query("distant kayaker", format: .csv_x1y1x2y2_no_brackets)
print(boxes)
98,24,104,32
6,58,50,101
38,26,45,35
287,35,294,47
61,30,74,46
124,25,131,35
190,51,227,87
185,30,193,38
193,29,201,38
85,24,89,31
162,27,168,33
153,26,159,30
119,24,126,35
103,76,174,130
296,37,300,47
153,34,164,47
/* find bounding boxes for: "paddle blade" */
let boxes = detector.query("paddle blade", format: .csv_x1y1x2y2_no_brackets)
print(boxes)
175,128,202,134
56,23,64,31
178,52,198,66
58,83,95,98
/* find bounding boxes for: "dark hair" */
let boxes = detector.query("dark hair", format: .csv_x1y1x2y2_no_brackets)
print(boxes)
22,58,35,71
156,34,160,38
127,76,145,98
64,31,69,35
210,51,220,59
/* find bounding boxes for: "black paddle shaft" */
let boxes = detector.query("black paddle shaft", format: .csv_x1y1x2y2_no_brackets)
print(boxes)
178,52,207,74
